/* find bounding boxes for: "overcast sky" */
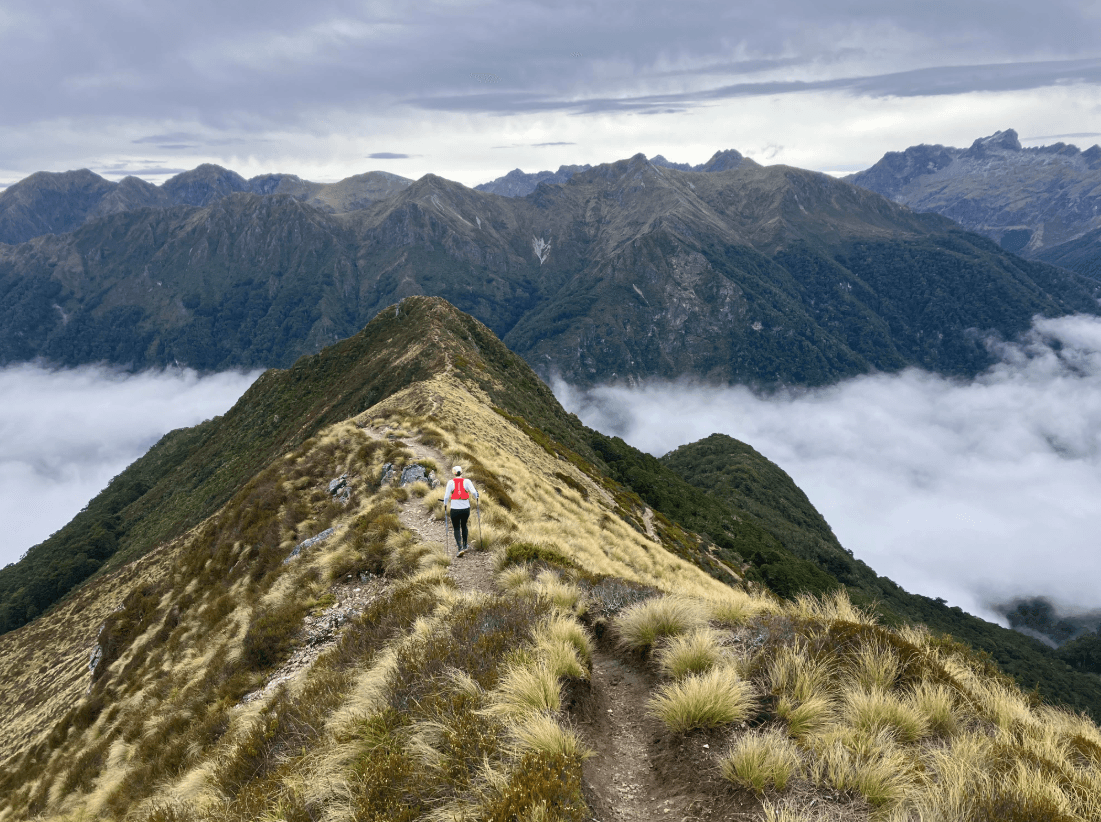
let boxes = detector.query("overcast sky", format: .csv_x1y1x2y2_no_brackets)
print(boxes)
2,1,1101,189
555,314,1101,626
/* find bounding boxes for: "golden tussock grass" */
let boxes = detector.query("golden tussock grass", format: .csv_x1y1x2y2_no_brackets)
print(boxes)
720,726,803,794
487,664,562,720
842,686,930,744
655,627,725,679
708,589,782,625
508,713,590,761
777,693,836,739
648,667,757,732
613,595,709,654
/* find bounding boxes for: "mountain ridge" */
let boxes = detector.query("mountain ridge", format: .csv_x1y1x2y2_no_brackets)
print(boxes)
0,165,413,246
2,152,1096,387
847,128,1101,273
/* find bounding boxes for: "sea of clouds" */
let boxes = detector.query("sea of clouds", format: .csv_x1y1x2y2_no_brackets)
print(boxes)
554,314,1101,626
0,365,260,569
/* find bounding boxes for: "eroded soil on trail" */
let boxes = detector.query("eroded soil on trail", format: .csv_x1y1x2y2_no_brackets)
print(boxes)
574,638,761,822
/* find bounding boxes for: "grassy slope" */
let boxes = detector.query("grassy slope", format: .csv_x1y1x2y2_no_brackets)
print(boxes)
3,297,1101,822
4,297,1099,720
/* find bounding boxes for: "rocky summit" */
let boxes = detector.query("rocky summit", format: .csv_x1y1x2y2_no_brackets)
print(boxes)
848,129,1101,279
2,297,1101,822
1,152,1097,386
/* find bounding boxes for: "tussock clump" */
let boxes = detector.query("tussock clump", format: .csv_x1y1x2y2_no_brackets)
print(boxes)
490,664,563,720
776,692,835,739
509,713,590,760
808,728,914,809
843,686,930,744
614,595,708,654
907,680,961,738
240,598,307,671
709,589,781,625
720,727,803,794
766,644,836,703
537,612,593,670
648,667,757,732
655,627,724,679
498,541,577,572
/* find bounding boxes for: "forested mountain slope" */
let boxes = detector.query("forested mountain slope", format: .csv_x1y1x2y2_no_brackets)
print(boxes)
2,155,1096,386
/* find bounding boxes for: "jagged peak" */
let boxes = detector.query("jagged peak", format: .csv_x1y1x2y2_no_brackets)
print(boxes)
963,128,1022,157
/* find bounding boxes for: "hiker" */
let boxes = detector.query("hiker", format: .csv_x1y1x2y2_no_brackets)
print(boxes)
443,466,479,557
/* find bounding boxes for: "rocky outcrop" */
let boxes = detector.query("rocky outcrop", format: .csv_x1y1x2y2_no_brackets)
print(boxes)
283,527,335,564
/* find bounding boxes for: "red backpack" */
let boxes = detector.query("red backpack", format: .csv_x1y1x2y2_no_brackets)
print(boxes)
452,477,469,500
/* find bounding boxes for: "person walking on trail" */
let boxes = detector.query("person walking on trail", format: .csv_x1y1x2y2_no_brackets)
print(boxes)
444,466,479,557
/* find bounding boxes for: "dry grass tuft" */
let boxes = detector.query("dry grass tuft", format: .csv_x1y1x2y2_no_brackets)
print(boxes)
648,667,757,733
655,627,724,679
614,595,708,654
488,664,563,721
720,727,803,794
777,693,836,739
509,714,590,760
843,686,930,744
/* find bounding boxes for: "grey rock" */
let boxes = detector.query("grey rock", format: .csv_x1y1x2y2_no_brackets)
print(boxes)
328,474,347,494
88,643,103,673
283,527,336,563
400,464,429,486
380,462,396,485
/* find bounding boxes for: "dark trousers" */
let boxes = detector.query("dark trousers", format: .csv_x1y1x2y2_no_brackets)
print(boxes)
450,507,471,549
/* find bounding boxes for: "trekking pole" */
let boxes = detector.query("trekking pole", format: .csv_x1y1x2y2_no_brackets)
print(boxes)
444,503,451,558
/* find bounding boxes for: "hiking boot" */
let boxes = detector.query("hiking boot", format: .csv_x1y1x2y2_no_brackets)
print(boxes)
455,548,467,558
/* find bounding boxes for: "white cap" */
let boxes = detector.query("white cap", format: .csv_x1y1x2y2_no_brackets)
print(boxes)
453,466,463,476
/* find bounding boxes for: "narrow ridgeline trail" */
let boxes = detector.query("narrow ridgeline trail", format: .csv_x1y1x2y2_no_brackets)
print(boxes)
361,424,761,821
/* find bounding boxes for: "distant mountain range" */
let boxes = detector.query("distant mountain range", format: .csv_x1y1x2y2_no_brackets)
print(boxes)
1,151,1098,385
474,148,749,197
847,129,1101,279
0,165,412,246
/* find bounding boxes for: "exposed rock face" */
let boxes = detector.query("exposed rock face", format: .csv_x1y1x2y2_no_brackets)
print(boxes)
283,527,335,564
399,464,430,487
476,150,748,198
847,129,1101,257
380,463,397,486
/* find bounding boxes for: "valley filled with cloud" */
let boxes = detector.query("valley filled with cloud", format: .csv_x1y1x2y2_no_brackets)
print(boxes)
556,313,1101,625
0,366,259,569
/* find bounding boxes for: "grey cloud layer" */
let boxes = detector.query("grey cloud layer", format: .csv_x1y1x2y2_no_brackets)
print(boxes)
3,1,1099,130
0,365,259,569
555,314,1101,625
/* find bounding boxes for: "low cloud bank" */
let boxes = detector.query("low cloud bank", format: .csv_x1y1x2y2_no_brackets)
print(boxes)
0,365,260,569
555,314,1101,625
